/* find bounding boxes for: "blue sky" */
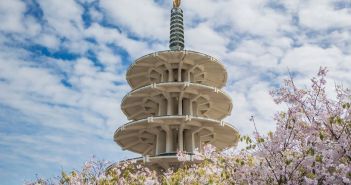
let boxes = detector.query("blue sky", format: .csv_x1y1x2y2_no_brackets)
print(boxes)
0,0,351,184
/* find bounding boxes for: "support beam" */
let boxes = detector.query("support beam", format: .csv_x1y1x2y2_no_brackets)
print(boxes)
200,134,214,142
139,133,155,140
122,140,140,150
187,64,200,73
194,72,206,78
128,93,149,98
127,71,148,79
191,94,201,101
143,145,153,155
212,106,230,115
122,102,142,109
129,110,144,120
116,132,139,140
135,63,154,67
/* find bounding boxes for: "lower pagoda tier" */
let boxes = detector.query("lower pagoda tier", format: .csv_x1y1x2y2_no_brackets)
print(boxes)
114,116,240,156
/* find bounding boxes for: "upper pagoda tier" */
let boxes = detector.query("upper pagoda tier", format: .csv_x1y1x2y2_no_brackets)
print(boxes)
126,50,227,89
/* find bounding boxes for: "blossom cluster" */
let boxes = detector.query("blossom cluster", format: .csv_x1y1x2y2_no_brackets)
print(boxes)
27,68,350,184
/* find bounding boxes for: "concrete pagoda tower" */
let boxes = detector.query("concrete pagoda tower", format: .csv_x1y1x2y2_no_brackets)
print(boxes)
113,0,240,169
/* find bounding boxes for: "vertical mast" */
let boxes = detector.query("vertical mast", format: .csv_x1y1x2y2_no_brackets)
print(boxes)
170,0,184,50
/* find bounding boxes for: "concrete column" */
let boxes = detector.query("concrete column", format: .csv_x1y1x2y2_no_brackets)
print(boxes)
191,133,195,152
178,93,183,115
183,98,190,115
168,69,173,82
161,70,165,82
184,129,193,152
166,130,173,153
178,125,184,151
172,97,178,115
186,70,191,81
181,69,187,81
162,126,173,153
156,131,166,155
194,133,201,152
159,98,167,116
192,101,197,116
167,97,172,115
178,66,182,82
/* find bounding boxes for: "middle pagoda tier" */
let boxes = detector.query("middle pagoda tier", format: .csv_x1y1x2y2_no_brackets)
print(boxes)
114,50,239,157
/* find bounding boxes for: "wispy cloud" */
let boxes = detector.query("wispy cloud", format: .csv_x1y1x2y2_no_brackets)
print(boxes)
0,0,350,184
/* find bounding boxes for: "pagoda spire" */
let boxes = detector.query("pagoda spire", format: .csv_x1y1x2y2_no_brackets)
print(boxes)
169,0,184,50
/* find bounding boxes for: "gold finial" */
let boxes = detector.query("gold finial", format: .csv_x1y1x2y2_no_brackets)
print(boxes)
173,0,181,8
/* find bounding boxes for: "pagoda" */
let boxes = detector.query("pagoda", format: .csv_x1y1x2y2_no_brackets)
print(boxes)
113,0,240,169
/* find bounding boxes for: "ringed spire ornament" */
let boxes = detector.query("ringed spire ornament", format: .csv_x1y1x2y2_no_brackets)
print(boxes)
169,0,184,50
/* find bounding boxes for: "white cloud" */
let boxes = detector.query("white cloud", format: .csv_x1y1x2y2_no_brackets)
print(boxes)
84,23,151,58
182,0,224,20
36,34,61,49
99,0,169,39
186,23,228,56
89,7,103,22
37,0,84,39
0,0,26,33
279,45,348,75
298,0,351,30
96,46,122,72
227,0,291,36
183,0,292,37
